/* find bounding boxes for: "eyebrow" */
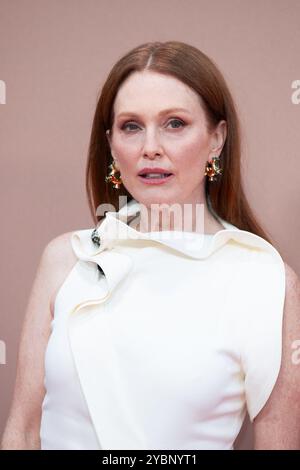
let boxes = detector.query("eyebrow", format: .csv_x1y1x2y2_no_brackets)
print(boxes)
116,107,191,119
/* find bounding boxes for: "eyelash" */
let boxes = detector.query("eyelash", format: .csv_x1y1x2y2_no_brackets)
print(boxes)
120,118,186,132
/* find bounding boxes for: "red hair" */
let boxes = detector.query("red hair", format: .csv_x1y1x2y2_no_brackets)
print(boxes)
86,41,274,245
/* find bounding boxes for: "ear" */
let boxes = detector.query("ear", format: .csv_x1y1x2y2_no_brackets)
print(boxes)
106,129,120,170
209,120,227,158
106,129,116,160
106,129,111,146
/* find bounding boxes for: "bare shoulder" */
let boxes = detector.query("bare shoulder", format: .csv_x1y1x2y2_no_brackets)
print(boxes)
284,262,300,299
253,261,300,449
281,262,300,347
44,231,78,316
281,261,300,369
0,230,79,449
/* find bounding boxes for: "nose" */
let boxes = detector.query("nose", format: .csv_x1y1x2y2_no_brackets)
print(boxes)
141,127,163,159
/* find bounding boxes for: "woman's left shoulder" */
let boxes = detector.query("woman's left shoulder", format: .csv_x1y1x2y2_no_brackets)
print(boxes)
252,261,300,448
284,262,300,295
282,261,300,339
281,261,300,348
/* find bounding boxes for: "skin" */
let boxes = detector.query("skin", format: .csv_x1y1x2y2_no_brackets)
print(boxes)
0,232,78,449
106,70,227,234
1,72,299,450
253,263,300,449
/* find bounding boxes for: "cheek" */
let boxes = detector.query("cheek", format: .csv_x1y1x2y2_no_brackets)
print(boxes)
168,135,209,175
111,129,210,177
111,137,139,174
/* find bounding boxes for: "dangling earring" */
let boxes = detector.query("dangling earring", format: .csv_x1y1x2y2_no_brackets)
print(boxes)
105,129,122,189
105,160,123,189
204,155,222,182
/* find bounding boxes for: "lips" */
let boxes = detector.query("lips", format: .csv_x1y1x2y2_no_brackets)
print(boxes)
138,167,173,176
139,173,172,178
137,173,174,185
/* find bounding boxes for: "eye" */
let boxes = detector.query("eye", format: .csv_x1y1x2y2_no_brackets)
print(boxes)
120,118,186,132
167,118,185,129
121,122,139,132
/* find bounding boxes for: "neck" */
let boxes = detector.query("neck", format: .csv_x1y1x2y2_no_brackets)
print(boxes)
130,200,224,235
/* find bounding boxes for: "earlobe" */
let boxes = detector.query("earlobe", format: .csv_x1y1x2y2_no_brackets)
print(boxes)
103,127,124,173
106,130,114,156
218,120,227,145
105,129,111,145
211,120,227,154
221,120,227,142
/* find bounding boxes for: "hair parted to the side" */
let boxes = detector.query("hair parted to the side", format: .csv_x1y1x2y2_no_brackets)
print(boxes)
86,40,274,244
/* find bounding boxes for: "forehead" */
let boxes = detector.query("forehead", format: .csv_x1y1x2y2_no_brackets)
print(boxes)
113,71,204,117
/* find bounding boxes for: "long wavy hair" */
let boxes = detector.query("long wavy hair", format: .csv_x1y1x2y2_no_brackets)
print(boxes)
85,40,274,244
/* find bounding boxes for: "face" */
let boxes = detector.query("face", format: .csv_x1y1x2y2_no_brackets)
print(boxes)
106,70,226,209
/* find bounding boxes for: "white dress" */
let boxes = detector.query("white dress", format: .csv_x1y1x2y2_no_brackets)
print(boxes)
40,198,286,450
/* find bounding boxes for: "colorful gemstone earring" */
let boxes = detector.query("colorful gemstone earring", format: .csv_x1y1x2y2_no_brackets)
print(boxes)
204,155,222,182
105,160,123,189
105,129,122,189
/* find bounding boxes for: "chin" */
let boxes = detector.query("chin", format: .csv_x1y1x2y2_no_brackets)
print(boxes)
132,192,181,209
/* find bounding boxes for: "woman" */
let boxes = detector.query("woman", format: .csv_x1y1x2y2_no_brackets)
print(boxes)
1,41,300,450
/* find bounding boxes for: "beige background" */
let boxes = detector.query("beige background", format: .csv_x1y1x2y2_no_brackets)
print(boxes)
0,0,299,450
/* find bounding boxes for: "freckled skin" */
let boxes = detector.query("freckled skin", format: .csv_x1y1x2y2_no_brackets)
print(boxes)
106,70,227,233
